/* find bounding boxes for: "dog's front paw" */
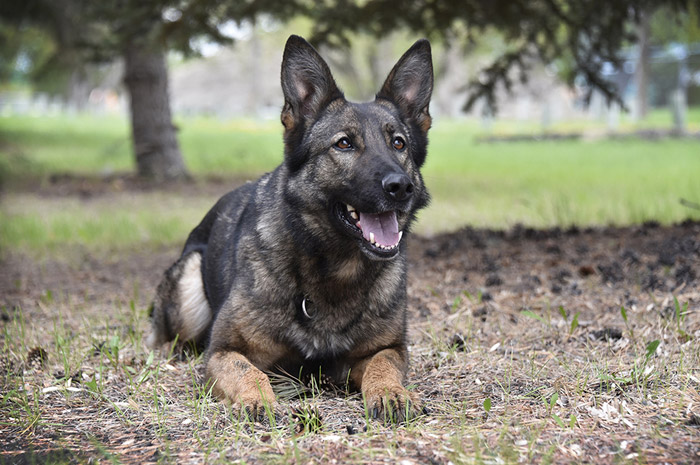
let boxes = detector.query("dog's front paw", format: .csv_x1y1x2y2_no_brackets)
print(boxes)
234,390,280,423
363,383,425,423
207,352,279,423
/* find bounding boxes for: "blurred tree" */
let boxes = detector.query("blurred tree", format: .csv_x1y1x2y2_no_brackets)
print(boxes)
308,0,691,113
1,0,693,178
649,1,700,124
635,9,651,119
650,0,700,44
0,0,300,180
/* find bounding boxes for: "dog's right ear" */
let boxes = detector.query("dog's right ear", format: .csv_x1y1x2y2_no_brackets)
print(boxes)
280,35,343,133
377,39,433,134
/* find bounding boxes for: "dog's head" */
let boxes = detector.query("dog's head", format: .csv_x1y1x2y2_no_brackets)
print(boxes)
280,35,433,261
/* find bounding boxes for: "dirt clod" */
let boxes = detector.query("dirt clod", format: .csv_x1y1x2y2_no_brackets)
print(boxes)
485,274,503,286
589,328,623,341
26,347,48,369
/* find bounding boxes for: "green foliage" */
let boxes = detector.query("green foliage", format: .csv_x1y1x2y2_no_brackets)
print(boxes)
620,306,634,339
0,23,56,86
673,296,691,341
521,310,546,325
308,0,691,111
569,312,580,336
650,0,700,45
645,340,660,360
292,403,324,436
559,306,581,336
483,397,492,414
4,0,694,114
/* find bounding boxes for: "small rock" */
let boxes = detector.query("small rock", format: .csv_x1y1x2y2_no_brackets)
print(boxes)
589,328,623,341
472,307,489,321
27,347,48,369
485,274,503,286
450,333,468,350
578,265,595,277
597,263,624,283
675,264,696,285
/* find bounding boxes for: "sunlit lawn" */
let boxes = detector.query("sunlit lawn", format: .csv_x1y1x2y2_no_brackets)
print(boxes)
1,110,699,254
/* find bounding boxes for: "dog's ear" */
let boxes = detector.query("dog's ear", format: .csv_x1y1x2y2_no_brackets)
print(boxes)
377,39,433,133
280,35,343,132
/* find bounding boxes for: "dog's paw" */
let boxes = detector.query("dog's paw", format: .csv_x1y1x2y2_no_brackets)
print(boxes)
234,391,280,424
363,384,425,424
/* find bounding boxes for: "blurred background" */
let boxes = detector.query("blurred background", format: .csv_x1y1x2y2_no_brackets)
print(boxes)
1,1,699,256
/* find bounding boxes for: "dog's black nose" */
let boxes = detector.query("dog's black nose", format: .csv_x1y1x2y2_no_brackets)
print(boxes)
382,173,414,202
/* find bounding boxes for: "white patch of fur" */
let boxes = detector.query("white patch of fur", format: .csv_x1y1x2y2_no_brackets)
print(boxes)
298,331,354,360
256,214,277,245
178,253,211,341
145,330,157,349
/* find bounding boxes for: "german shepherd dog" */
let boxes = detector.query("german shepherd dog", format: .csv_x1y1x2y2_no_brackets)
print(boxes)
148,35,433,422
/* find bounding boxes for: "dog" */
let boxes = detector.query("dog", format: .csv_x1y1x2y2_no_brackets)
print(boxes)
148,35,433,422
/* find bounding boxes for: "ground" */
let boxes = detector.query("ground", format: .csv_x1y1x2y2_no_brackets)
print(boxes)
1,182,699,464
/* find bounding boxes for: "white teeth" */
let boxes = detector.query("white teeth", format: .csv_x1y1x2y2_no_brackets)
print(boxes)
370,231,404,250
346,204,359,221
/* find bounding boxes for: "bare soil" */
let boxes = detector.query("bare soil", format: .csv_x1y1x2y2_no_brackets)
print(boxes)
1,185,699,464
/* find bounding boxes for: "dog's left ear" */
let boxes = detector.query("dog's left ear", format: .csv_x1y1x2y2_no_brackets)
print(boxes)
377,39,434,133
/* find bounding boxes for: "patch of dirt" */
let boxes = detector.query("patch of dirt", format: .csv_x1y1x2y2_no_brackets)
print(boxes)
1,172,251,198
407,220,700,321
1,215,699,464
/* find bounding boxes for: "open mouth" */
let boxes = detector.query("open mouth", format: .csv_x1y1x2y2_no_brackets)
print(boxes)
336,203,403,257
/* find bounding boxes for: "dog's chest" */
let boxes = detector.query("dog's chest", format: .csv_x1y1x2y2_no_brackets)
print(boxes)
291,326,354,360
285,298,362,359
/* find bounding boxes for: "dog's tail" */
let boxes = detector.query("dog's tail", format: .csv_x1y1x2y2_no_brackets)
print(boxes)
147,252,212,349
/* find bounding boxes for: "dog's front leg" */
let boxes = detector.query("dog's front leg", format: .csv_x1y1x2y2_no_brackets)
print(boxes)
351,347,423,423
206,351,277,420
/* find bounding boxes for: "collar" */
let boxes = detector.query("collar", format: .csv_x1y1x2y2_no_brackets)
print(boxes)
301,296,315,319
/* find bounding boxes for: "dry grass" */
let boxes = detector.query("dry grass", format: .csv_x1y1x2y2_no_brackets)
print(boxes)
2,222,699,464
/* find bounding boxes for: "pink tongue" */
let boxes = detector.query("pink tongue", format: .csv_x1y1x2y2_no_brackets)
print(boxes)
359,211,399,246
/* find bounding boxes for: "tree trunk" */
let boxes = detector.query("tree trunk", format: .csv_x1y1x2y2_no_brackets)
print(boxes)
123,44,188,180
634,9,650,120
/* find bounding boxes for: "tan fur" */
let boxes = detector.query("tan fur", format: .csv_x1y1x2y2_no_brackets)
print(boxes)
281,103,295,131
350,348,420,421
334,255,363,282
418,110,432,133
207,351,277,416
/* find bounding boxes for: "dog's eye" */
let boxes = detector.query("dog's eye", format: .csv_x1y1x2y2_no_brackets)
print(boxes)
392,137,405,151
335,137,353,150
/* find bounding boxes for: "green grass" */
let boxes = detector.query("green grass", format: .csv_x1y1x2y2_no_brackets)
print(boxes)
1,111,699,255
420,122,700,232
0,115,284,177
0,193,213,255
